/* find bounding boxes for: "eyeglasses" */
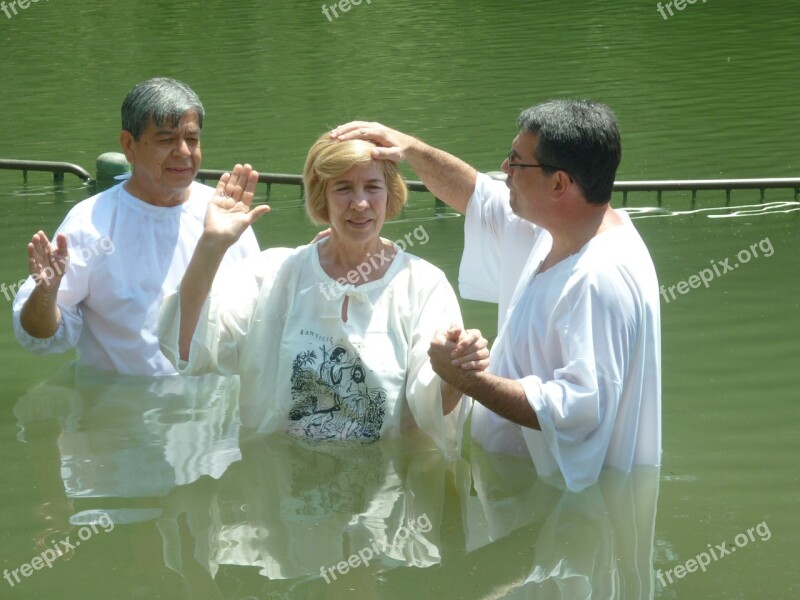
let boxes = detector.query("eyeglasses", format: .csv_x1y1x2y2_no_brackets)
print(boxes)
506,151,560,171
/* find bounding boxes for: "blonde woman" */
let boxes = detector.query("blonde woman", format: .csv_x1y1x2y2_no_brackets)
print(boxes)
158,135,488,452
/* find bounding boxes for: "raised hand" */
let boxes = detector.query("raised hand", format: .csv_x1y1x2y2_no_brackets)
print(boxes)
204,164,270,247
28,231,69,293
329,121,416,163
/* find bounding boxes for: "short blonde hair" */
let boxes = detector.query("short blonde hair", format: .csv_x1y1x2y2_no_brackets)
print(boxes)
303,134,408,225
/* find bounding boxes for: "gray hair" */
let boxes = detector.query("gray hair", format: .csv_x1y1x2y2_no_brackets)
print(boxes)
518,100,621,205
121,77,204,139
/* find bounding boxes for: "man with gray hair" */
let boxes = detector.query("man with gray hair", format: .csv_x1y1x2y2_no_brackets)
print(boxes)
13,77,260,375
332,101,661,491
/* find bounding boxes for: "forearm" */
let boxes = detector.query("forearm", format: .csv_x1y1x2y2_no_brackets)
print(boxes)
178,236,229,361
19,284,62,338
404,138,478,214
453,371,540,430
440,380,463,416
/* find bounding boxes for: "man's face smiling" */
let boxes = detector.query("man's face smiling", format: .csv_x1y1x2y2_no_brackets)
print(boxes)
120,110,202,206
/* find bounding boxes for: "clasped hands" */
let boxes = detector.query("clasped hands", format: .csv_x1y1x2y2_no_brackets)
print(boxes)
429,325,490,390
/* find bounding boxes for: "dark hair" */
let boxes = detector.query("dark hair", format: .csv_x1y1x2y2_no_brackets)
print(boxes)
121,77,204,139
517,100,621,205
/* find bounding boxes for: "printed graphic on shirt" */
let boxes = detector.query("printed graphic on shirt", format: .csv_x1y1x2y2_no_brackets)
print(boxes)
288,342,387,440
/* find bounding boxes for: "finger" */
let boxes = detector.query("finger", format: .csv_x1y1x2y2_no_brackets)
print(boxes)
452,348,490,365
444,324,462,344
333,123,384,142
371,146,404,163
55,233,69,256
215,171,232,198
239,167,259,208
453,329,481,354
429,328,450,349
246,204,271,224
330,121,371,138
459,358,490,371
29,232,49,260
227,164,250,199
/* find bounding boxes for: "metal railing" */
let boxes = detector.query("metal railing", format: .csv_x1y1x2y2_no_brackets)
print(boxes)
2,159,798,204
613,178,800,206
0,159,92,183
196,169,429,195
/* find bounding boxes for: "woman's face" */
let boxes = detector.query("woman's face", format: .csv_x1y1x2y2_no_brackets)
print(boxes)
325,161,388,245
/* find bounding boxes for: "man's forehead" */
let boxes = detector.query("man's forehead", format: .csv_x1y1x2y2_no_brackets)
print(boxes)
512,132,538,156
146,111,201,133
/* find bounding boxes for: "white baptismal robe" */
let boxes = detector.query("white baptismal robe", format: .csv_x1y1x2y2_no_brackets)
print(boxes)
12,181,260,376
460,174,661,491
159,240,465,454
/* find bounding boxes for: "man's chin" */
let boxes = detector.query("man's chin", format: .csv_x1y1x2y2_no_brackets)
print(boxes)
509,193,520,216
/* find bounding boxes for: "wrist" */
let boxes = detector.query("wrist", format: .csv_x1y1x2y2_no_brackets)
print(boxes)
197,232,233,255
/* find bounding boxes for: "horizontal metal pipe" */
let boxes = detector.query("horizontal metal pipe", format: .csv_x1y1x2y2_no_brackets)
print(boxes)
611,178,800,191
198,169,800,193
2,159,798,195
0,159,92,181
196,169,430,192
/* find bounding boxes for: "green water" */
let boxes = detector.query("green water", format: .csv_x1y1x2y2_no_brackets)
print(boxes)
1,0,798,598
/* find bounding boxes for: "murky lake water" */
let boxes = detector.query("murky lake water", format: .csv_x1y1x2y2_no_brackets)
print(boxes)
0,0,798,598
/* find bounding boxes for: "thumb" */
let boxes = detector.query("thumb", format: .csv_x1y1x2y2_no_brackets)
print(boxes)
55,233,69,254
247,204,271,224
445,323,462,341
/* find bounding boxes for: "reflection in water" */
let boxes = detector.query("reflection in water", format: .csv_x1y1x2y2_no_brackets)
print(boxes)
13,363,242,534
156,433,659,599
11,365,659,598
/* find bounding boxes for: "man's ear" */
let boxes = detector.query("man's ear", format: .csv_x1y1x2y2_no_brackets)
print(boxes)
119,130,135,163
551,170,572,198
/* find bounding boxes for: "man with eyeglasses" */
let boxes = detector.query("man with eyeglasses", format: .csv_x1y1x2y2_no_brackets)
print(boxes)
332,100,661,491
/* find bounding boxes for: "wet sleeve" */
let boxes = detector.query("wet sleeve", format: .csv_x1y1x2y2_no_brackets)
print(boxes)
404,268,469,457
159,251,281,376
